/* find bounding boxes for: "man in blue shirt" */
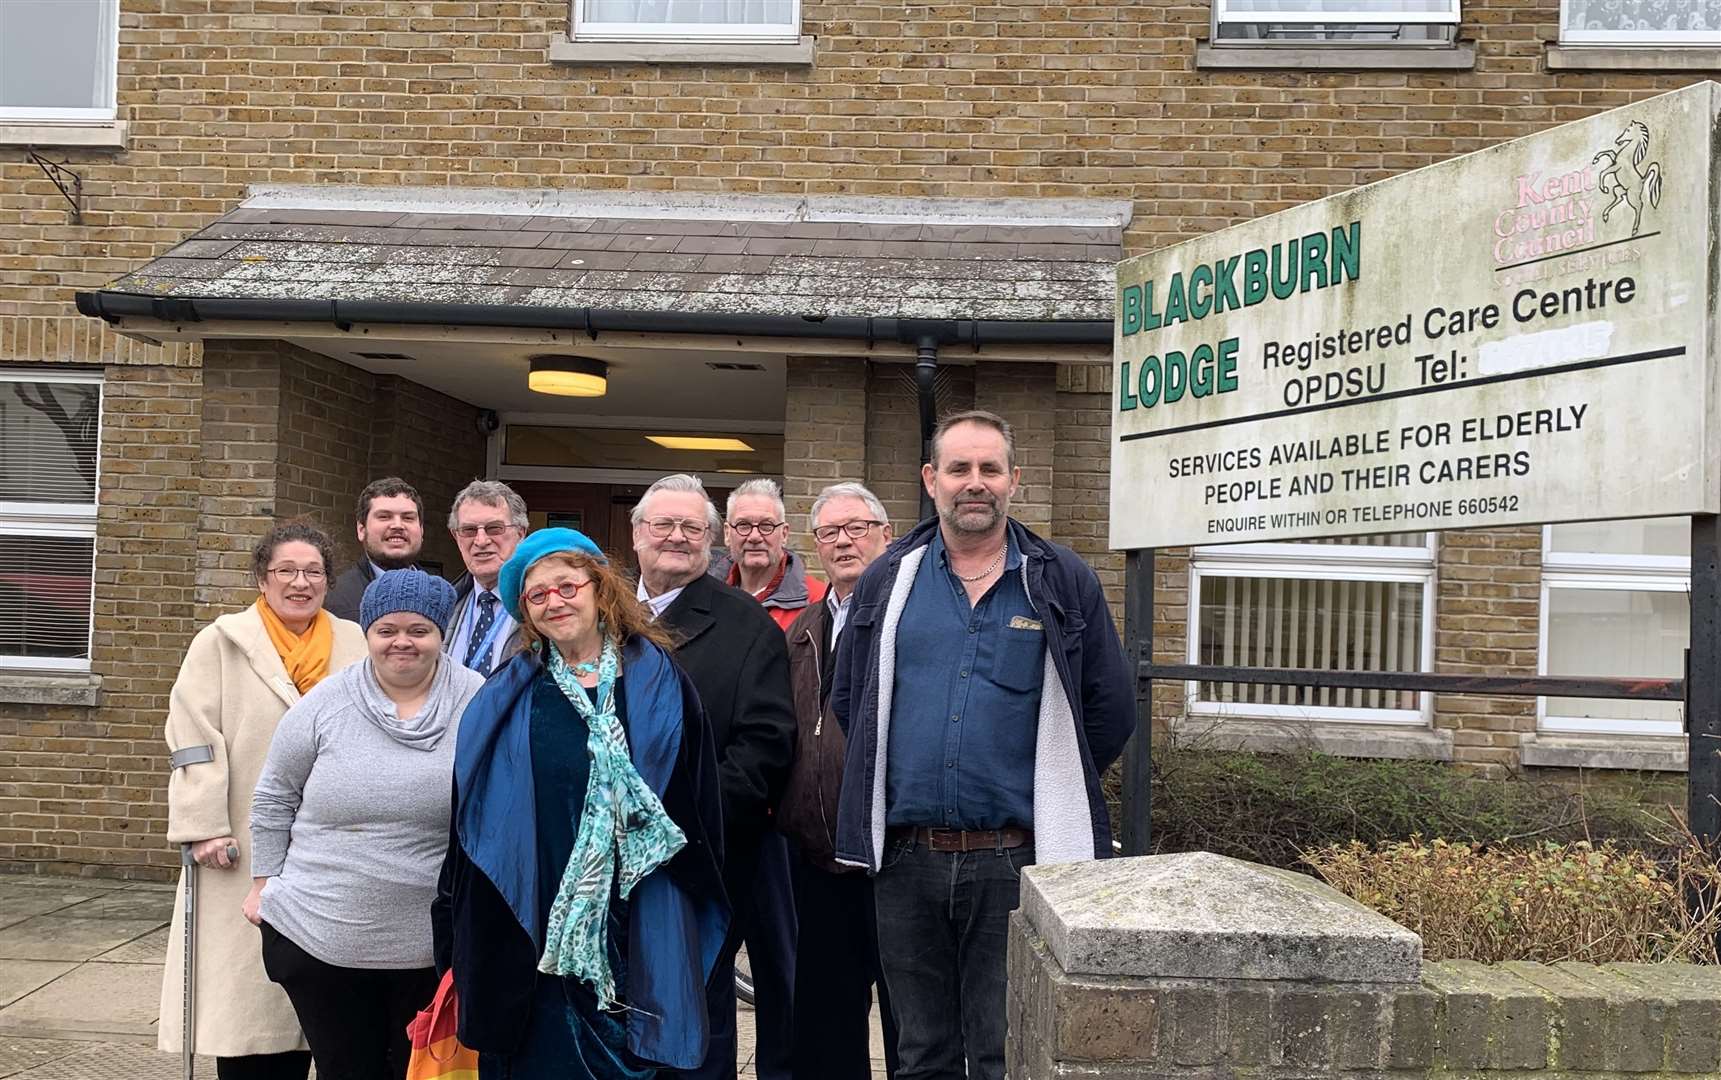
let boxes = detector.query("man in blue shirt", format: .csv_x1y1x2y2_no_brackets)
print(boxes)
831,411,1135,1080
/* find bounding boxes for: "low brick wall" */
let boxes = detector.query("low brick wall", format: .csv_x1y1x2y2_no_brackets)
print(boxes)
1008,913,1721,1079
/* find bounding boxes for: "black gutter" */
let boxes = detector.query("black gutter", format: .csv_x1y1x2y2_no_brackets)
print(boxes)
73,291,1113,347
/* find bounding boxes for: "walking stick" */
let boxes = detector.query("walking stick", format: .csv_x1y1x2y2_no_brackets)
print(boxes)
180,842,196,1080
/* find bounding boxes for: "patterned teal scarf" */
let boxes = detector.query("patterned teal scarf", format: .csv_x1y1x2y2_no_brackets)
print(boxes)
538,639,688,1010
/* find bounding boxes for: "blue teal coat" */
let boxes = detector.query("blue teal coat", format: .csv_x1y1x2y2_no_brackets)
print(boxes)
431,638,729,1069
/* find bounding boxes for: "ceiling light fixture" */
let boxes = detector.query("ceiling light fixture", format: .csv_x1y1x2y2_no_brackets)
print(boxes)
528,355,608,397
646,435,756,452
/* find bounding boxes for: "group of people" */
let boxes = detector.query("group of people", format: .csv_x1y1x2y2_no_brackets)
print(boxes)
159,409,1135,1080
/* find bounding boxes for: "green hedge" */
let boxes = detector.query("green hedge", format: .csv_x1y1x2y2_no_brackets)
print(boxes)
1105,743,1684,870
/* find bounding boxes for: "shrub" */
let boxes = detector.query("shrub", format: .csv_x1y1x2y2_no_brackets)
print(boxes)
1104,740,1683,871
1304,837,1721,965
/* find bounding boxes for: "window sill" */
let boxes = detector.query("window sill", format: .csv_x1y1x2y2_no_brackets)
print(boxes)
0,121,127,150
1519,731,1685,772
1545,45,1721,71
0,673,102,708
1170,715,1454,762
1195,43,1475,70
549,31,815,66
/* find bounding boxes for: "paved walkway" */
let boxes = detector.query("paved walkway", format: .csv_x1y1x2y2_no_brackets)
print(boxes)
0,872,887,1078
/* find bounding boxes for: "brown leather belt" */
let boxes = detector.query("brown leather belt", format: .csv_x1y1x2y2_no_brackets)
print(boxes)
898,826,1033,852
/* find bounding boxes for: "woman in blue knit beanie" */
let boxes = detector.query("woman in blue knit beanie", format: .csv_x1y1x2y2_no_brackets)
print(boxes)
432,530,729,1079
246,569,486,1080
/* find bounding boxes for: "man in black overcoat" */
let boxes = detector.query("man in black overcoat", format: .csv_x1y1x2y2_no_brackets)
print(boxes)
631,473,797,1080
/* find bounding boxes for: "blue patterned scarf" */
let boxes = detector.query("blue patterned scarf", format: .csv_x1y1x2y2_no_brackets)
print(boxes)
538,639,688,1010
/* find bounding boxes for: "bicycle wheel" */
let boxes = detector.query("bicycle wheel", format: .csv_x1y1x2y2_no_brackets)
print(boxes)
734,945,756,1006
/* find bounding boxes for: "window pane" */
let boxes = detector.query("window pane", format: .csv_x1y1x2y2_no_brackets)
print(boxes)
1563,0,1720,39
0,535,93,661
0,381,101,505
1548,518,1689,558
1544,588,1685,730
1196,575,1424,710
584,0,795,25
0,0,117,112
1224,0,1454,12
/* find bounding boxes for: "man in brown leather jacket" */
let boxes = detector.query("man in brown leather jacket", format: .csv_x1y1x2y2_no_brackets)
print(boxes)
779,481,897,1080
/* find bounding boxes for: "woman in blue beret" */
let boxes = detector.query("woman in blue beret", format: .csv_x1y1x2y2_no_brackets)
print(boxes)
431,529,728,1079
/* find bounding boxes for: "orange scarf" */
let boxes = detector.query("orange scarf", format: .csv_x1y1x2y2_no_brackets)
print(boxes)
254,597,335,694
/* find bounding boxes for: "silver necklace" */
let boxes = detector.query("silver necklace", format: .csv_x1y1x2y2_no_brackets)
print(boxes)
953,545,1006,583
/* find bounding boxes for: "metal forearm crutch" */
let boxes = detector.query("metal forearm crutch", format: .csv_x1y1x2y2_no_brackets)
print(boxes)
179,840,198,1080
169,742,222,1080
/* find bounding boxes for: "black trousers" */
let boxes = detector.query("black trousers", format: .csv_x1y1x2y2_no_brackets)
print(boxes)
790,856,899,1080
214,1052,310,1080
259,922,438,1080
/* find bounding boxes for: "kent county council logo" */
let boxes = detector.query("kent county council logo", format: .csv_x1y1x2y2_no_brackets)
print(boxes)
1592,120,1664,238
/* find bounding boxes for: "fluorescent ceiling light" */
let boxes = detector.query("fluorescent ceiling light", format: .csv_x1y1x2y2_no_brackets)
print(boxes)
646,435,756,452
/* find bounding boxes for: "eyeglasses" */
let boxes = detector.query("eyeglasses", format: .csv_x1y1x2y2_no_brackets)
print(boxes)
813,520,885,544
267,566,327,584
643,517,710,541
525,579,592,606
727,520,784,538
455,523,519,541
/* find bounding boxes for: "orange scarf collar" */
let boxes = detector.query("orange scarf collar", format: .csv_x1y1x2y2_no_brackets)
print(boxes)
254,597,335,694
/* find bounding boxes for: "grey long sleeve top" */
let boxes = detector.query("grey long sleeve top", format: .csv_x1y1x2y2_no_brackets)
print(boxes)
250,658,484,969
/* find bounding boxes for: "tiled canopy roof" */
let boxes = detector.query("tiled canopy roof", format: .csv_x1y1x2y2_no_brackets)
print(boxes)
104,187,1129,323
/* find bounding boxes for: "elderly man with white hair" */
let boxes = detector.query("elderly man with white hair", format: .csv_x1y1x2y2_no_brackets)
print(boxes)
779,481,899,1079
631,474,797,1080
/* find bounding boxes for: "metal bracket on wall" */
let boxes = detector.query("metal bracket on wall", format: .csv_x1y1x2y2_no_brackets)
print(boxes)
26,150,83,224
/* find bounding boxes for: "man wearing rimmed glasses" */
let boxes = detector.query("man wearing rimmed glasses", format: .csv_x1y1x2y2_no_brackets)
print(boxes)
444,480,530,676
720,478,827,632
631,474,796,1080
779,482,898,1080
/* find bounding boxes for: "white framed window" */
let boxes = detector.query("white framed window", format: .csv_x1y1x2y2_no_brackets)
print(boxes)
0,372,101,673
1187,533,1436,726
1539,519,1689,738
0,0,119,123
572,0,801,43
1560,0,1721,46
1212,0,1462,44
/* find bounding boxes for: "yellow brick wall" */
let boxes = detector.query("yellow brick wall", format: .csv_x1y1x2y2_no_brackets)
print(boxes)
2,0,1715,870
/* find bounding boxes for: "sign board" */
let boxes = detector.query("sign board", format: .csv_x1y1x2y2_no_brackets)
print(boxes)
1109,82,1719,550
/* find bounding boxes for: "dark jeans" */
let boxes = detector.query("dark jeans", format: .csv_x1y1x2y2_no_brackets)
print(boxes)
790,855,898,1080
872,832,1034,1080
214,1052,311,1080
674,830,797,1080
259,922,438,1080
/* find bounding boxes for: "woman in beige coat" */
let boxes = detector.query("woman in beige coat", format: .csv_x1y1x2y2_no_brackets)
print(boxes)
159,521,366,1080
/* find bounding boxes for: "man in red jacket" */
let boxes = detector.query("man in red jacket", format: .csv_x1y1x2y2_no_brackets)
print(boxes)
779,482,897,1079
722,478,826,631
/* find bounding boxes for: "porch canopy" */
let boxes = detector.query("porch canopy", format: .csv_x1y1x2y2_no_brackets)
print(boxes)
77,186,1128,350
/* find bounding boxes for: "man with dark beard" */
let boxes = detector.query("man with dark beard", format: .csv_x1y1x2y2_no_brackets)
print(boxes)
325,477,426,622
829,411,1133,1080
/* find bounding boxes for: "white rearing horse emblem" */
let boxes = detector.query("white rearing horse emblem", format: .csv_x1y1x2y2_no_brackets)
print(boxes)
1592,120,1663,238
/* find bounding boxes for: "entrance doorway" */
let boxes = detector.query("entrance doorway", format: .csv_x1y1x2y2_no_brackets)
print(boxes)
508,479,742,574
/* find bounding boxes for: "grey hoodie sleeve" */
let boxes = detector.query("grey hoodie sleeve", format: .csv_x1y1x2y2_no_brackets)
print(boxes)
249,700,317,878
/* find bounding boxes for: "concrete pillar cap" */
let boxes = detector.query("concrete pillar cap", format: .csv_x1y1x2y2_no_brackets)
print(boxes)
1020,851,1422,983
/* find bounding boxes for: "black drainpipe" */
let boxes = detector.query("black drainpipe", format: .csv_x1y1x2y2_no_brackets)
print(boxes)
895,319,962,525
915,334,939,524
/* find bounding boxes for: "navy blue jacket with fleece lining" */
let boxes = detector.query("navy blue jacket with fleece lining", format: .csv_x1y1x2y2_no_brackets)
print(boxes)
830,517,1134,872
